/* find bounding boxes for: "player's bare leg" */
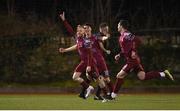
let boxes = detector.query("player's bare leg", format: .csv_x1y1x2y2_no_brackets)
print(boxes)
97,75,107,96
94,71,114,100
104,76,114,94
72,72,94,99
111,70,128,99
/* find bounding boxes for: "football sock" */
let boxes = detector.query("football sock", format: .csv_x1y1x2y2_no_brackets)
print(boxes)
145,71,161,80
107,81,114,93
113,78,124,93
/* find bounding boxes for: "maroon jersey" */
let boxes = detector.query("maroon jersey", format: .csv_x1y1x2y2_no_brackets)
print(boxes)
76,37,89,61
87,36,104,61
93,33,104,55
119,31,140,63
119,31,135,56
84,36,108,73
63,20,75,36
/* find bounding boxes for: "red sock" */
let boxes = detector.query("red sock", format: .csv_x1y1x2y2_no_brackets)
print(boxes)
107,81,114,93
113,78,124,93
145,71,161,80
80,81,89,89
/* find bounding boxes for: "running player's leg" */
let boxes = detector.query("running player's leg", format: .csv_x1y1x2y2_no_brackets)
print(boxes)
97,75,108,97
137,70,174,81
136,64,174,81
90,65,109,100
97,59,114,97
111,63,133,99
111,70,127,99
74,61,94,99
103,71,113,94
79,76,91,99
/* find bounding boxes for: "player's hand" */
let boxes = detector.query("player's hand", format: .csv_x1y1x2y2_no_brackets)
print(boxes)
59,48,66,53
59,11,65,21
115,54,120,61
131,50,137,59
106,50,111,54
102,34,110,41
86,66,91,72
106,33,110,38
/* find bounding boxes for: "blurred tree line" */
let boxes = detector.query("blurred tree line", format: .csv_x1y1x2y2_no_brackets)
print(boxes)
0,0,180,87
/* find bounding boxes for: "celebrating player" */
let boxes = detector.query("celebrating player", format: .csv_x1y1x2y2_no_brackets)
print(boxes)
110,20,174,99
59,12,109,99
59,12,94,98
83,23,114,100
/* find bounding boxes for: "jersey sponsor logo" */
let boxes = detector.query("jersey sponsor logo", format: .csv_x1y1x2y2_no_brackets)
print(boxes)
124,32,134,40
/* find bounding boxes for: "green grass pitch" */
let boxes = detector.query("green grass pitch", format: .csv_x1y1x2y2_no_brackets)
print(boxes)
0,94,180,110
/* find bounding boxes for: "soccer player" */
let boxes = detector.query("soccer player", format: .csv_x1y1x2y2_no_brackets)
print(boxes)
81,24,113,99
111,20,174,99
59,12,108,99
59,12,94,98
90,23,114,100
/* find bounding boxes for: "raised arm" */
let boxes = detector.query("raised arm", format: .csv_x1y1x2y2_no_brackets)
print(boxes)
59,12,75,36
59,44,77,53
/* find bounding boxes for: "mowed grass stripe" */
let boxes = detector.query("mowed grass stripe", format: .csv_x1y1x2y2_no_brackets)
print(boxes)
0,94,179,110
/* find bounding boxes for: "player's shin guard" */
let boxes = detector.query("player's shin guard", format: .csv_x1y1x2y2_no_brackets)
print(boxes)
145,71,161,80
113,78,124,94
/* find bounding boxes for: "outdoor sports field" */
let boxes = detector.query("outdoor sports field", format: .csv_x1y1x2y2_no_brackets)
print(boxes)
0,93,179,110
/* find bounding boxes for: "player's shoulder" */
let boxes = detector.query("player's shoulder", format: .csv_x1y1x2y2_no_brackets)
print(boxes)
93,33,104,40
124,31,135,40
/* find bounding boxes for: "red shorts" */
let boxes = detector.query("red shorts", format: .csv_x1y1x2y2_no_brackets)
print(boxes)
74,60,99,77
122,61,144,73
74,61,87,73
96,57,109,76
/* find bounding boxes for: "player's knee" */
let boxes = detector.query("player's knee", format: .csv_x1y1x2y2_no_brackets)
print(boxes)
72,75,77,81
137,73,145,80
98,76,105,88
116,73,125,78
72,76,83,83
72,74,79,81
98,75,104,81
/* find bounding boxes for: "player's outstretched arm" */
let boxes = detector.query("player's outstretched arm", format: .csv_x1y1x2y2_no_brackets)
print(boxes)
59,11,75,36
99,42,111,54
59,44,77,53
59,11,65,21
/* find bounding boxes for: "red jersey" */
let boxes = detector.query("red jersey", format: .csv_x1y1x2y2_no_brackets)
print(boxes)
83,36,108,71
62,20,92,64
63,20,75,36
119,31,140,63
87,35,104,60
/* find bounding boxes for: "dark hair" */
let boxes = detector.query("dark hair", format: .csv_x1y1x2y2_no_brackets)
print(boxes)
83,23,92,28
99,22,108,29
119,20,129,29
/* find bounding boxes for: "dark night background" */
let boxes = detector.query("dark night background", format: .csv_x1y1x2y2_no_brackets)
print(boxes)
0,0,180,88
1,0,180,32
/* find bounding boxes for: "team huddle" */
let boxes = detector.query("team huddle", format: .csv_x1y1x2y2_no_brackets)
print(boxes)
58,12,174,102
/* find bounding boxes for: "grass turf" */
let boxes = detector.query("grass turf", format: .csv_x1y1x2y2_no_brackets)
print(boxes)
0,93,180,110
